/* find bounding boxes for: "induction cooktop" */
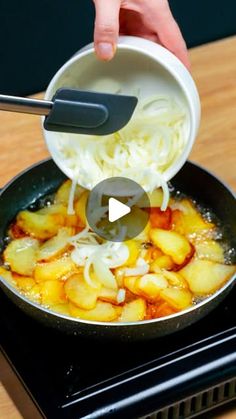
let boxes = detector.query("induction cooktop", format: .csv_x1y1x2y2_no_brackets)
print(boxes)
0,285,235,419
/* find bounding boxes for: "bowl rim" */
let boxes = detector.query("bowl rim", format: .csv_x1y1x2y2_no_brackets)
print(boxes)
0,158,235,328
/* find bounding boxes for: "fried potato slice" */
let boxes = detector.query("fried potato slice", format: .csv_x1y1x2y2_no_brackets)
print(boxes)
74,191,89,226
124,240,140,266
150,255,174,271
171,199,214,237
195,240,225,263
146,302,176,319
69,301,120,321
0,266,16,286
36,227,75,261
150,228,192,265
135,273,168,300
40,280,66,306
55,180,85,205
17,210,64,240
180,259,235,295
139,188,165,208
160,288,193,310
38,204,78,228
123,276,139,295
26,284,42,303
149,207,172,230
65,274,100,310
37,203,67,216
9,223,26,239
119,298,146,322
4,237,39,276
34,256,76,282
98,287,119,304
14,275,36,292
48,303,71,316
162,270,188,289
143,246,163,263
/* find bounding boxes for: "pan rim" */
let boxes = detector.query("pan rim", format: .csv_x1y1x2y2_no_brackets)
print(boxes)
0,158,235,327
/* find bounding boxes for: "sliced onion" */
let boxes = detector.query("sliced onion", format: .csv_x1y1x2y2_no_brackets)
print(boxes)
117,288,126,304
83,255,99,289
93,256,117,290
57,94,188,210
124,263,149,277
67,175,78,215
160,179,170,211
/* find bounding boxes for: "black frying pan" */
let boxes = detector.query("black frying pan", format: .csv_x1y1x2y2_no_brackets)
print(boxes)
0,159,235,341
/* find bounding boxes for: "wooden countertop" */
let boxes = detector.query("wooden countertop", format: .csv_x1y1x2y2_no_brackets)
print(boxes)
0,36,236,418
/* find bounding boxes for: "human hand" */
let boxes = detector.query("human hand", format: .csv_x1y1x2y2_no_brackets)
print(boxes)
93,0,190,70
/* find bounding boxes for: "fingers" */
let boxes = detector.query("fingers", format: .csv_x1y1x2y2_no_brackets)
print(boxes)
93,0,121,61
153,1,191,70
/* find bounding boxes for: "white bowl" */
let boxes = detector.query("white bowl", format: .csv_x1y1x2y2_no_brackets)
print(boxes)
43,36,201,189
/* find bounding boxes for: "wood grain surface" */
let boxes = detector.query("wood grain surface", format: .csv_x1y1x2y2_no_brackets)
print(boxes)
0,36,236,418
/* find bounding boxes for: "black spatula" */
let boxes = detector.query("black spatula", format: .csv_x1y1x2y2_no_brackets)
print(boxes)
0,88,138,135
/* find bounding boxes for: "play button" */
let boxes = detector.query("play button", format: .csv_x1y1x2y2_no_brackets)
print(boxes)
108,198,131,222
86,177,150,242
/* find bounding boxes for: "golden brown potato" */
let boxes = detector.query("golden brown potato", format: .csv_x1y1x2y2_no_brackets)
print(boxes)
74,191,89,226
98,287,119,304
0,266,16,286
55,180,85,205
150,255,174,271
195,240,225,263
17,210,64,240
135,273,168,300
171,199,214,237
36,227,75,261
34,257,76,282
162,270,188,289
4,237,39,276
123,276,139,295
180,259,235,295
68,301,121,321
37,203,67,216
40,280,66,306
38,203,79,227
139,188,165,208
160,288,192,310
64,214,78,228
124,240,140,266
150,228,192,265
64,274,100,310
119,298,146,322
48,303,71,316
14,275,36,292
26,284,42,303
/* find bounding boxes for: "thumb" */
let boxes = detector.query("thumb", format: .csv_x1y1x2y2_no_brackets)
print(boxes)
93,0,121,61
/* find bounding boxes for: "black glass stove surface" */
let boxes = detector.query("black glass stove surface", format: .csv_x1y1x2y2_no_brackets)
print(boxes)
0,286,235,419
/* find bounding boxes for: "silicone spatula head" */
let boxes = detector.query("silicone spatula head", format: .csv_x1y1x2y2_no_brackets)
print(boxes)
44,88,138,135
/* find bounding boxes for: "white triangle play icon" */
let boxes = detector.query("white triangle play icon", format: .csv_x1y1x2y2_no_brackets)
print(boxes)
108,197,131,222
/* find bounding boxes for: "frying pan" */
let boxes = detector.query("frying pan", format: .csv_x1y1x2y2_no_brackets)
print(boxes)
0,159,235,341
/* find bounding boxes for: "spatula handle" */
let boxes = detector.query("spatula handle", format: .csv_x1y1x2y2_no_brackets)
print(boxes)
0,94,53,116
